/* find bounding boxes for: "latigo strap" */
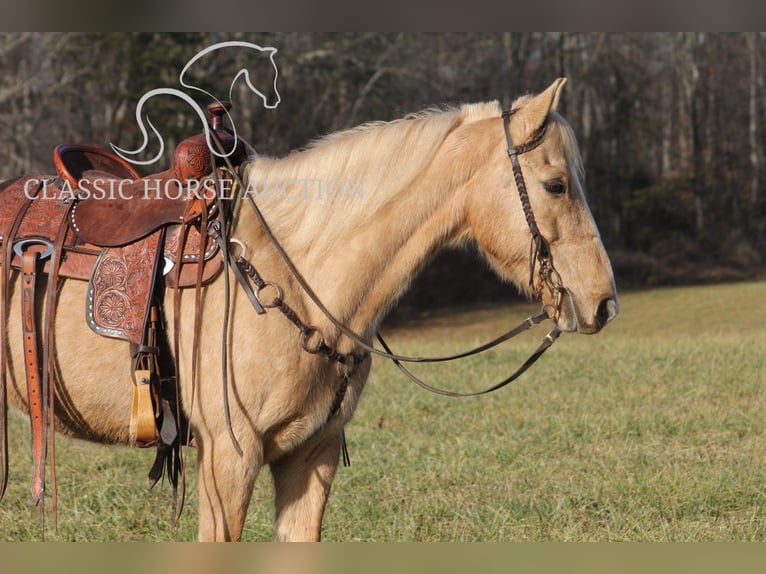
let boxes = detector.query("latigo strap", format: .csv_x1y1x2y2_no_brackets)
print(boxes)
20,247,47,507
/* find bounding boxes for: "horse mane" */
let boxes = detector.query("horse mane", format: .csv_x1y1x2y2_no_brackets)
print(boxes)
240,102,501,238
240,100,584,248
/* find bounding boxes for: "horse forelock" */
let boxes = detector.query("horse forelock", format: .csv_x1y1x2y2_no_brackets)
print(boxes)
547,111,585,181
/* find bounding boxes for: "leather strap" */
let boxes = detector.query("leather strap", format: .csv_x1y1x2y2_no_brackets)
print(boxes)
41,202,73,531
378,327,561,397
0,178,40,503
20,248,47,509
209,168,247,457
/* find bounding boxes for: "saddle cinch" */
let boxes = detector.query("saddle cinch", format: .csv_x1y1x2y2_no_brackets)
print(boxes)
0,102,247,511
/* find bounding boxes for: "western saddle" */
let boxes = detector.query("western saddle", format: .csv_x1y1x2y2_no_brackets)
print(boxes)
0,101,247,516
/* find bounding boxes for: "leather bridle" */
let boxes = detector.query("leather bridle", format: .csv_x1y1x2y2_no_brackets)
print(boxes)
208,108,567,399
501,108,567,323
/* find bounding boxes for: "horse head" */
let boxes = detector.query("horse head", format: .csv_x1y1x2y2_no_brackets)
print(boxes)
463,78,618,334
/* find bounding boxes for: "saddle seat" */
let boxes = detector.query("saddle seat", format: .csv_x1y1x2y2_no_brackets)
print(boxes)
54,124,244,247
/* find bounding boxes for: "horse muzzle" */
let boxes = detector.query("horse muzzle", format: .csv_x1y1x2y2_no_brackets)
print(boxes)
555,291,618,334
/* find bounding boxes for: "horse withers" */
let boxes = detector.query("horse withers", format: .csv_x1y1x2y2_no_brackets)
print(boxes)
1,78,617,541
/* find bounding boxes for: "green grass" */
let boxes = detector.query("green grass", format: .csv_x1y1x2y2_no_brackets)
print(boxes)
1,282,765,541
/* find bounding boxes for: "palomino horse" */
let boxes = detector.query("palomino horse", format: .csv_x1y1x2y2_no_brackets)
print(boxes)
3,78,617,540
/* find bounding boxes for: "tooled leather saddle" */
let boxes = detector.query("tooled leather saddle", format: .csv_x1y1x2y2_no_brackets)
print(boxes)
0,101,247,516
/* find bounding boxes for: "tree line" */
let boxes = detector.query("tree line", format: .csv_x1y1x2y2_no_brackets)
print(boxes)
1,32,763,306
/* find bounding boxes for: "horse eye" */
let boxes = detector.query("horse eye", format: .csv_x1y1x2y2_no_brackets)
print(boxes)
544,179,567,195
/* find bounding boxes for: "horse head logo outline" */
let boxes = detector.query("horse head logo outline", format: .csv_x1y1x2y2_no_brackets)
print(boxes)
111,40,281,166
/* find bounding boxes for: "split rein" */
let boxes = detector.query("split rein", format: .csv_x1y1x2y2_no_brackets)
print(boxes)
209,108,566,400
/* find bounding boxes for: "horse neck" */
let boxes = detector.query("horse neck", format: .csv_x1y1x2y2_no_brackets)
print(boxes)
236,112,493,343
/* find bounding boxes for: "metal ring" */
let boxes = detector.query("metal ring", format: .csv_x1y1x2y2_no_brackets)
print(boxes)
13,238,54,260
255,281,284,309
542,286,566,322
300,326,325,354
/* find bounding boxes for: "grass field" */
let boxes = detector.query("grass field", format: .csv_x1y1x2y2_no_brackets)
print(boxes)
1,281,764,541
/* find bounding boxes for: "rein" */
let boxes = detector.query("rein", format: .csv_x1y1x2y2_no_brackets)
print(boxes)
209,108,566,398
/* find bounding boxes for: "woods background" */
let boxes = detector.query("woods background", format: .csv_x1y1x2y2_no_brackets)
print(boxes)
1,32,764,314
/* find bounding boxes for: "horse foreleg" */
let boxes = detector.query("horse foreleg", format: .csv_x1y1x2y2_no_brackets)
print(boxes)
270,430,341,542
196,434,263,541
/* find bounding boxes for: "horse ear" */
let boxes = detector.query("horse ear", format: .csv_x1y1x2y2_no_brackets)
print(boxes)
511,78,567,142
547,77,567,110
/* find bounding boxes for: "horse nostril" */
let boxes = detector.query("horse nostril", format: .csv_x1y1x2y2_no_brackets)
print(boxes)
595,297,618,329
